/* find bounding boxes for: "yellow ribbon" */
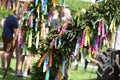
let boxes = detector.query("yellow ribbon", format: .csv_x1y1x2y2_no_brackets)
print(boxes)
84,26,90,46
109,18,116,32
28,31,32,48
37,4,40,18
1,0,6,10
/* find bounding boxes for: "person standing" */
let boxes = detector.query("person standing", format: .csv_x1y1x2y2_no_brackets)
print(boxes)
49,9,60,31
1,12,21,70
62,8,72,23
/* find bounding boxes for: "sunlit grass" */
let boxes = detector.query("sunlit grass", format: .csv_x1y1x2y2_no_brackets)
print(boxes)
0,54,97,80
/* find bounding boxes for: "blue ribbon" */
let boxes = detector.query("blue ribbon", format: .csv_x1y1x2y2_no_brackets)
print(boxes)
62,60,66,78
41,0,48,15
45,68,50,80
93,19,101,29
74,38,81,56
35,0,39,6
26,8,34,15
58,38,62,47
43,53,49,72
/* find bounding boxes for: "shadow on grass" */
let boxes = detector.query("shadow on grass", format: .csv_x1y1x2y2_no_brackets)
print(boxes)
0,69,30,80
0,69,15,80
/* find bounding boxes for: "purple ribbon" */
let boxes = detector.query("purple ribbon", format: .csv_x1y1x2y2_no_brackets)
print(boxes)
80,29,86,48
98,20,105,37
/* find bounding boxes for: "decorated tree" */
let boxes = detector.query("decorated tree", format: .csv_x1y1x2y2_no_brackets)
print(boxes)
19,0,120,80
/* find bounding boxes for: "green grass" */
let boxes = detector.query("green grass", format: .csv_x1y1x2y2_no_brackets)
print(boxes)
68,65,97,80
0,54,97,80
0,55,32,80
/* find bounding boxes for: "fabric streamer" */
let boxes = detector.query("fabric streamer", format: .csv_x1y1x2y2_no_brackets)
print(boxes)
93,19,101,29
74,38,81,56
20,31,24,49
57,25,61,33
98,20,105,37
41,0,48,15
57,65,62,80
43,53,49,72
49,50,52,67
35,32,39,49
58,38,62,47
37,4,40,18
86,52,91,62
55,37,58,48
80,29,86,48
16,1,20,14
62,60,66,78
94,36,99,53
1,0,5,10
28,31,32,48
48,10,52,26
50,39,55,45
109,18,116,32
84,26,90,46
35,0,39,6
38,52,48,68
22,43,27,55
26,8,34,15
59,23,68,38
96,0,103,2
29,14,33,27
23,2,28,14
35,18,38,31
45,68,50,80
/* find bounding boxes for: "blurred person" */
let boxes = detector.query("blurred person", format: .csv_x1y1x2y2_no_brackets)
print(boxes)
1,12,21,70
49,9,60,31
16,12,33,77
62,8,72,23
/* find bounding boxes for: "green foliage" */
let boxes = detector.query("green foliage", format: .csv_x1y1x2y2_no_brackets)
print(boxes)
31,0,120,79
58,0,90,14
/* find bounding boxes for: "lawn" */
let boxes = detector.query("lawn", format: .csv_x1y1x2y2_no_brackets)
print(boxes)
0,53,97,80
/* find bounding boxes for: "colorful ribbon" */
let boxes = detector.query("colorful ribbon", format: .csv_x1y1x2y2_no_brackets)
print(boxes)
74,38,81,56
38,51,48,68
84,26,90,46
98,20,105,37
45,68,50,80
43,53,49,72
109,18,116,32
62,60,66,79
28,31,32,48
41,0,48,15
36,32,39,49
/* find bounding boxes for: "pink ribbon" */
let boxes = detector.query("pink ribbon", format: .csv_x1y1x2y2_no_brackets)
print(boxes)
94,36,99,52
98,20,105,37
80,29,86,48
